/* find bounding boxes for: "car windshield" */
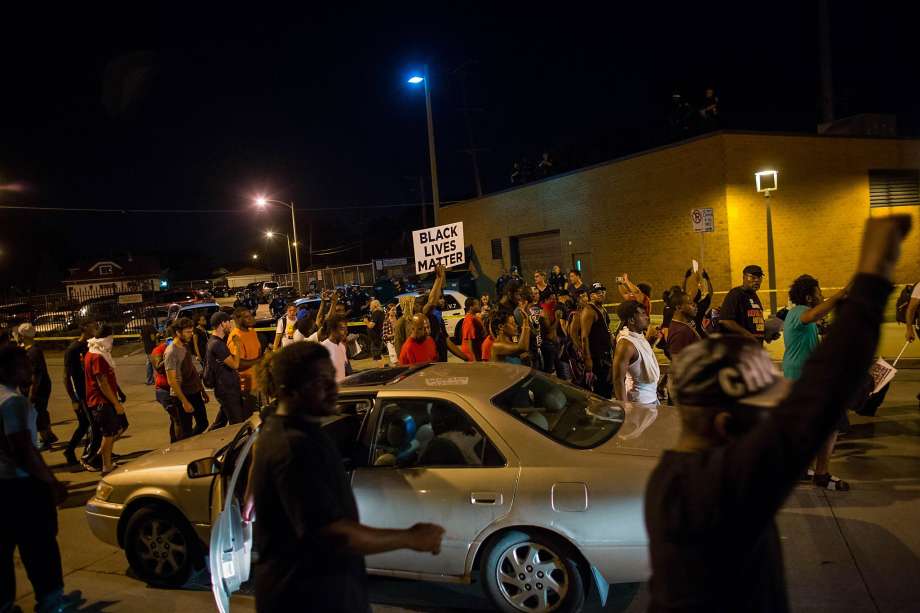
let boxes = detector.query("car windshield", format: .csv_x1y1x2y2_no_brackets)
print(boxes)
341,366,417,387
492,371,625,449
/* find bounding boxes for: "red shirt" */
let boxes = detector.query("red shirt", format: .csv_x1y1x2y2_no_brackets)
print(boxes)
399,336,438,365
461,313,483,362
85,353,118,407
481,336,494,362
151,342,169,390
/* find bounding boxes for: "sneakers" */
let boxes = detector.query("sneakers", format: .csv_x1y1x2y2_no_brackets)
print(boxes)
814,473,851,491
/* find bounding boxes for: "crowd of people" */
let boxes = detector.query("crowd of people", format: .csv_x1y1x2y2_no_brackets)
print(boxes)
1,214,918,612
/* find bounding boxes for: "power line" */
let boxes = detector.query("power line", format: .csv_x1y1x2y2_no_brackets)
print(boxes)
0,200,461,214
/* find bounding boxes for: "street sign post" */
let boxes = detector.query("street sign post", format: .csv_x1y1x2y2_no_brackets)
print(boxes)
690,208,715,268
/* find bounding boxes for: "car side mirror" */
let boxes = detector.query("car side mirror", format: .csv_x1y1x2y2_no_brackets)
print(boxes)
187,457,221,479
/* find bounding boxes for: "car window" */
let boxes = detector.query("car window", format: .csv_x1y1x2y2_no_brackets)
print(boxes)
442,294,461,311
492,371,625,449
369,399,503,468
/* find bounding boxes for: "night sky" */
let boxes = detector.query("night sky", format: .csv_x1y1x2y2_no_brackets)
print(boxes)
2,2,919,292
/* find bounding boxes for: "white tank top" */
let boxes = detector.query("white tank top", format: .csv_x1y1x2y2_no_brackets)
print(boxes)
618,330,661,405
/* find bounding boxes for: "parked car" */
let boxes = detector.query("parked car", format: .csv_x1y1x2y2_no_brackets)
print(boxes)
166,302,221,328
85,363,677,612
270,285,298,302
155,290,204,307
33,310,77,335
124,307,169,334
0,302,36,329
394,289,468,337
211,285,232,298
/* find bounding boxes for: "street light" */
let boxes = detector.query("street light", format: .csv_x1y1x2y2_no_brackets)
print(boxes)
755,169,779,314
252,254,259,260
265,230,294,276
254,196,305,290
407,65,440,225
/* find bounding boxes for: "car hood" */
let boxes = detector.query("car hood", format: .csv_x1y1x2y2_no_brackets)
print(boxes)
591,402,681,458
105,423,248,479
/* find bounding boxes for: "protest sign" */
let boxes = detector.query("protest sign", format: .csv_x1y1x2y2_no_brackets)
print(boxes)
412,221,465,274
869,358,897,396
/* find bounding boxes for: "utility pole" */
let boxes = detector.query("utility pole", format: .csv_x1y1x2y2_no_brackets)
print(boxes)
819,0,835,124
454,61,485,197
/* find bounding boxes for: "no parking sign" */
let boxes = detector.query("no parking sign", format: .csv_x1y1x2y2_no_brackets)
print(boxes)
690,208,715,233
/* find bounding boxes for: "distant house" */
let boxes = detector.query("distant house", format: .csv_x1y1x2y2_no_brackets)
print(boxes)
225,266,272,288
64,257,162,298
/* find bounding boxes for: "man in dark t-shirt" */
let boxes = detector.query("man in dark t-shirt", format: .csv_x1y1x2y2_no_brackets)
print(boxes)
63,321,98,466
251,342,444,612
206,312,245,429
17,324,56,449
719,264,766,343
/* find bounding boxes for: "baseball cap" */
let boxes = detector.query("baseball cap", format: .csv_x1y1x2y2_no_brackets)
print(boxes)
590,282,607,293
742,264,765,277
16,323,36,339
669,335,790,409
210,311,232,328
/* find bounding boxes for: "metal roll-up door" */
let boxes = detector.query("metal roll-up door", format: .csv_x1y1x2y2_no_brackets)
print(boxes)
512,230,562,279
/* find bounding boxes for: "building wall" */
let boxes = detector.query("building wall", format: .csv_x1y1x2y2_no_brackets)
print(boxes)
723,133,920,303
440,132,920,308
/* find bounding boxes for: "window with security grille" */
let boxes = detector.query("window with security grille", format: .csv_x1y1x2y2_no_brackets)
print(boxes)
869,169,920,207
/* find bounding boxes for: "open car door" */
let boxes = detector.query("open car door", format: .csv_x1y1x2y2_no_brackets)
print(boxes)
210,426,258,613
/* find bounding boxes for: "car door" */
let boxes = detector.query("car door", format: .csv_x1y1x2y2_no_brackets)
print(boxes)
351,391,519,578
210,425,258,613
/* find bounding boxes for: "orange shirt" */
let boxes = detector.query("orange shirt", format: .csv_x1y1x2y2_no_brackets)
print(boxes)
228,327,262,392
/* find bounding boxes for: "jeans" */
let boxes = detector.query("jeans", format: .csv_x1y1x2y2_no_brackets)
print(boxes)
0,478,64,612
176,392,209,440
145,356,155,385
155,388,181,443
211,385,246,430
32,395,51,433
65,401,92,456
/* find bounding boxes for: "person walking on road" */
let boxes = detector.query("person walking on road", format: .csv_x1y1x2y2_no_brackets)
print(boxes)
905,281,920,343
1,343,81,613
720,264,767,343
140,323,158,385
644,216,911,613
783,275,849,490
322,314,351,382
612,300,661,406
84,325,126,475
666,292,703,357
17,324,57,451
63,320,98,467
250,341,444,613
580,282,614,398
206,312,246,429
164,318,210,439
364,299,386,368
399,314,438,365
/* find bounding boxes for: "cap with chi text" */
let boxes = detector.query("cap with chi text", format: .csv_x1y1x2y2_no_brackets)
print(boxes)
669,334,790,408
743,264,765,277
590,282,607,293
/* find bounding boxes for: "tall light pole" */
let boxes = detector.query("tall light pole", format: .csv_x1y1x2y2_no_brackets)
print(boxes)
265,230,294,275
408,66,440,225
755,170,779,314
256,197,302,291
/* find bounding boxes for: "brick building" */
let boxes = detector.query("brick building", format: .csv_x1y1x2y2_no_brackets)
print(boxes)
439,131,920,309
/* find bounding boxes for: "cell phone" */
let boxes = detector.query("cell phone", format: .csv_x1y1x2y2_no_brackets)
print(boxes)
692,259,699,273
616,276,625,284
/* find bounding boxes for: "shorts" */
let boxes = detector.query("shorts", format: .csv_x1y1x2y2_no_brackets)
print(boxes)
89,404,120,437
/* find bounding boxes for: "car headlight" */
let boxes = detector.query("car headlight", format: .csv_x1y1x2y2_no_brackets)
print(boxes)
95,481,114,502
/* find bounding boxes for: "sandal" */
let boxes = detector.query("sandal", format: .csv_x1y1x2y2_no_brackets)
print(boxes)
814,473,850,491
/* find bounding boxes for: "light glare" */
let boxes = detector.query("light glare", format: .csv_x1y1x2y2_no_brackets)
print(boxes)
407,76,424,84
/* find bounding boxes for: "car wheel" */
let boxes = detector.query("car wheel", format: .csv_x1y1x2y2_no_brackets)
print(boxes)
481,530,586,613
124,506,199,587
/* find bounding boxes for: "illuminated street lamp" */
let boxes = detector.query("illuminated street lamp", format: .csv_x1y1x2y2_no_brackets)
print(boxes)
407,66,440,225
755,169,779,314
251,254,259,260
265,230,294,275
254,196,303,290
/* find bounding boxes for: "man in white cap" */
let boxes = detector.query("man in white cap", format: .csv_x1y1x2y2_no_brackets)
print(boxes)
17,323,56,450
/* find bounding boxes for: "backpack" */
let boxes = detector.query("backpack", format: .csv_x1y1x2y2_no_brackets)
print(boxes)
202,339,217,389
895,284,916,325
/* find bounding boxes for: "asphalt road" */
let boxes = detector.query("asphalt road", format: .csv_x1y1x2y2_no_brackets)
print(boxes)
12,344,920,613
